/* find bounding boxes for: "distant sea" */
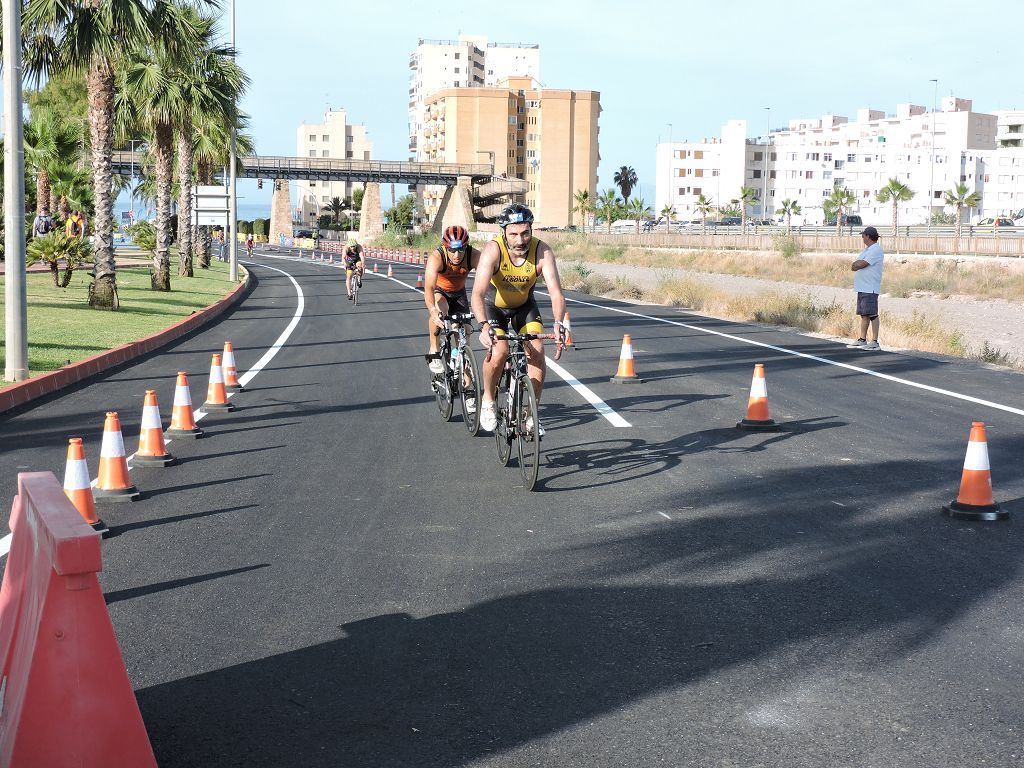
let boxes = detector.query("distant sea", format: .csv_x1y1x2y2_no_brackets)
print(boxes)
113,202,270,223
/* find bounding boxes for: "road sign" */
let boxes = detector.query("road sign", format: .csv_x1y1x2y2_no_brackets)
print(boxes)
193,211,229,227
193,185,229,215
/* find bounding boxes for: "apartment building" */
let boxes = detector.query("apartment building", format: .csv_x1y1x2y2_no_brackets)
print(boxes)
656,97,1023,225
407,36,540,162
294,109,373,223
421,76,600,228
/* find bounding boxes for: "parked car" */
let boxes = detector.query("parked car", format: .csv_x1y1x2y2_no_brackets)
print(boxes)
977,217,1014,227
721,216,742,226
610,219,639,232
294,229,314,238
641,219,659,232
824,214,863,227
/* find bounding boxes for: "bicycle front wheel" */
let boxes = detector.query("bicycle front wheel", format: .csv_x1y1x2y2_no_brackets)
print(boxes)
434,339,454,422
515,378,541,491
495,382,512,466
459,342,482,436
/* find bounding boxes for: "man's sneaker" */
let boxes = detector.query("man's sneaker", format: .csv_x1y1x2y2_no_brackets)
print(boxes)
480,401,497,431
464,396,477,414
523,413,545,438
347,293,353,301
847,338,867,348
863,340,880,350
427,358,444,375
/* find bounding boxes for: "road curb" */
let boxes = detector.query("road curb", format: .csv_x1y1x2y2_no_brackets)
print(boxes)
0,266,251,417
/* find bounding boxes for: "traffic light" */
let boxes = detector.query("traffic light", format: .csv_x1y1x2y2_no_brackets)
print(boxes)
257,178,263,189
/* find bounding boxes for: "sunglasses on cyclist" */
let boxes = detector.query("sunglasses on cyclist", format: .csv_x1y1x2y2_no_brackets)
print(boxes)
448,240,465,251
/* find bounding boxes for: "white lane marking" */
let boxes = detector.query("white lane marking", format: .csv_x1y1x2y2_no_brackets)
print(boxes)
831,501,847,507
258,251,632,429
537,291,1024,418
658,511,672,520
1,261,305,559
545,357,630,428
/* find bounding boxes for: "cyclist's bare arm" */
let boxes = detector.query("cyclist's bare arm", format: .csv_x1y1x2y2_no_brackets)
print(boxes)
537,241,566,334
423,250,442,320
471,241,501,347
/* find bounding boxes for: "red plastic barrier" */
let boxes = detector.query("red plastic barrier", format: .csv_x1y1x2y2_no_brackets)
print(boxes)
0,472,157,767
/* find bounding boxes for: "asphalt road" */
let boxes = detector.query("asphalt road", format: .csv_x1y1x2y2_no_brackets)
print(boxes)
1,244,1022,767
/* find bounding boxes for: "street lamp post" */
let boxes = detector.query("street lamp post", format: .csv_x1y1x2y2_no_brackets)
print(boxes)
928,78,938,233
763,108,771,223
228,0,238,280
4,0,28,381
666,123,672,216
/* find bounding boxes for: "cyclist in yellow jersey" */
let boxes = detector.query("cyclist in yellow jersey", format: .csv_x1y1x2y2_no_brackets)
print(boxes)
471,203,566,434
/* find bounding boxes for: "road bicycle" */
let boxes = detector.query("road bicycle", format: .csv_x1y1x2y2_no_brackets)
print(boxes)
348,268,363,306
428,312,482,434
486,327,561,491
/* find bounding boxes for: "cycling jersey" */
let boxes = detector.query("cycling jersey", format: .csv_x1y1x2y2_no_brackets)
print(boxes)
344,247,362,270
488,236,539,310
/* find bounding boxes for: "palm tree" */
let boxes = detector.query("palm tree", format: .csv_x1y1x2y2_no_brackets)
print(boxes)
121,2,211,291
596,188,621,234
23,109,78,217
174,11,247,277
824,186,856,235
49,163,93,221
572,188,592,229
323,196,345,223
628,197,653,233
25,0,151,309
659,203,676,232
613,166,638,206
695,193,714,234
778,198,801,234
875,178,914,234
191,115,253,269
737,186,758,230
944,183,981,253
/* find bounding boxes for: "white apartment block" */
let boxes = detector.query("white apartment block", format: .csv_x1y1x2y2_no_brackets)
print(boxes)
407,36,540,162
295,109,373,224
657,97,1024,226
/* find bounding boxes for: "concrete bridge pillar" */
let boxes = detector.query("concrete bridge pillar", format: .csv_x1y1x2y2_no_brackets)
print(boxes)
269,179,293,242
359,182,384,238
431,177,476,234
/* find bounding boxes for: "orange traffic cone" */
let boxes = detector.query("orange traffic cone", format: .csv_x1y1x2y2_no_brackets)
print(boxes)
562,311,576,349
167,371,204,438
222,340,244,392
387,263,393,278
736,363,780,431
203,352,235,412
416,274,424,289
63,437,107,534
135,390,176,467
944,422,1007,521
610,334,643,384
373,262,378,273
95,412,140,502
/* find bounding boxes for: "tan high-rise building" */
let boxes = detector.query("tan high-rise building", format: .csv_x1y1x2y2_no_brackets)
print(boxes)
422,76,600,228
295,109,373,225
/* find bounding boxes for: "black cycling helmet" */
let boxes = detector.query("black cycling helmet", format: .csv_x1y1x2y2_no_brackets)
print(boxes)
497,203,534,228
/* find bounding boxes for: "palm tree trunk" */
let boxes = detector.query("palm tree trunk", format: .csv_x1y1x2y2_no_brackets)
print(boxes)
176,120,194,277
50,189,59,218
195,158,213,268
37,168,51,216
786,213,792,235
835,204,842,236
892,200,898,235
954,203,962,255
87,58,119,310
59,195,70,221
151,121,174,291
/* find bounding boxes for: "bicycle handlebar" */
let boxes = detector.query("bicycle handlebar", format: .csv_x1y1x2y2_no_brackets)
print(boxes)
484,331,563,363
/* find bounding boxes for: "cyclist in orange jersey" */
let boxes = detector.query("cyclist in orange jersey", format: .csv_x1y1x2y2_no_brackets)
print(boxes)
424,225,478,375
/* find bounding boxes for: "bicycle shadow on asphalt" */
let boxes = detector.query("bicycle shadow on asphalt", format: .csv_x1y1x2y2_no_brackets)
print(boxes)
133,452,1024,767
535,417,846,492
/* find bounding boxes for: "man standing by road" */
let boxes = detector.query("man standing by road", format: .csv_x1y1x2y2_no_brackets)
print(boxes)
848,226,884,350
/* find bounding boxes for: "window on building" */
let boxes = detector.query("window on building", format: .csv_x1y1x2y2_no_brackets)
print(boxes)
454,53,460,59
363,151,370,160
834,160,844,169
678,187,685,195
769,170,777,179
322,195,329,202
753,152,763,161
712,169,720,177
789,152,797,161
824,152,832,161
517,140,524,147
807,152,820,161
693,187,701,195
321,150,329,157
864,156,872,163
322,135,329,142
309,134,316,142
675,169,684,177
752,169,762,179
346,151,353,158
863,190,870,198
509,117,517,125
308,150,316,157
823,170,832,179
770,152,777,161
694,150,704,160
694,169,703,177
847,153,856,162
454,81,460,87
454,68,460,73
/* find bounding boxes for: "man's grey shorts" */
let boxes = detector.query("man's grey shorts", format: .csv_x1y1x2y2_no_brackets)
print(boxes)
856,291,879,317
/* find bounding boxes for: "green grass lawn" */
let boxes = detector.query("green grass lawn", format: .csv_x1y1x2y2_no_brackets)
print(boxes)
1,261,241,384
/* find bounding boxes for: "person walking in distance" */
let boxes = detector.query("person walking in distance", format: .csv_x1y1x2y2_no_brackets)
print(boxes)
848,225,884,350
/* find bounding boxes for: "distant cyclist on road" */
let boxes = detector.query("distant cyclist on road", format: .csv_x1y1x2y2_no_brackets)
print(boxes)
471,203,566,435
424,225,478,375
344,236,364,300
245,234,254,257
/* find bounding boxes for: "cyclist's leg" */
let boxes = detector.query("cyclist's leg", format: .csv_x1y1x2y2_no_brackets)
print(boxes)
481,307,510,406
517,299,546,401
428,292,449,356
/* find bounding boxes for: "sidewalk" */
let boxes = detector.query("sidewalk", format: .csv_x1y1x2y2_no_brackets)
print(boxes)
584,261,1024,359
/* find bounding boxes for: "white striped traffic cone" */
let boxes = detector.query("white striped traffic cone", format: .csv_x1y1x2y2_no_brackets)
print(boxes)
203,353,235,412
944,422,1007,521
737,363,780,431
95,411,141,502
222,340,244,392
135,390,175,467
387,263,393,278
610,334,643,384
167,371,204,438
63,437,107,534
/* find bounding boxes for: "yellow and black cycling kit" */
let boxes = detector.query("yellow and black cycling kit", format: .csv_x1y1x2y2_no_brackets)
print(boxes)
484,236,543,335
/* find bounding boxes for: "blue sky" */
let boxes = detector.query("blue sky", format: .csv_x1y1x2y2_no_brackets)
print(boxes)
11,0,1023,216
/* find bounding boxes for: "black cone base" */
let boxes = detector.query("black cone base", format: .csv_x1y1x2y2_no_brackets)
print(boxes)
203,401,235,412
167,426,204,439
134,453,176,467
91,518,110,537
736,418,781,432
610,375,643,384
94,485,141,503
226,384,245,393
943,499,1008,522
